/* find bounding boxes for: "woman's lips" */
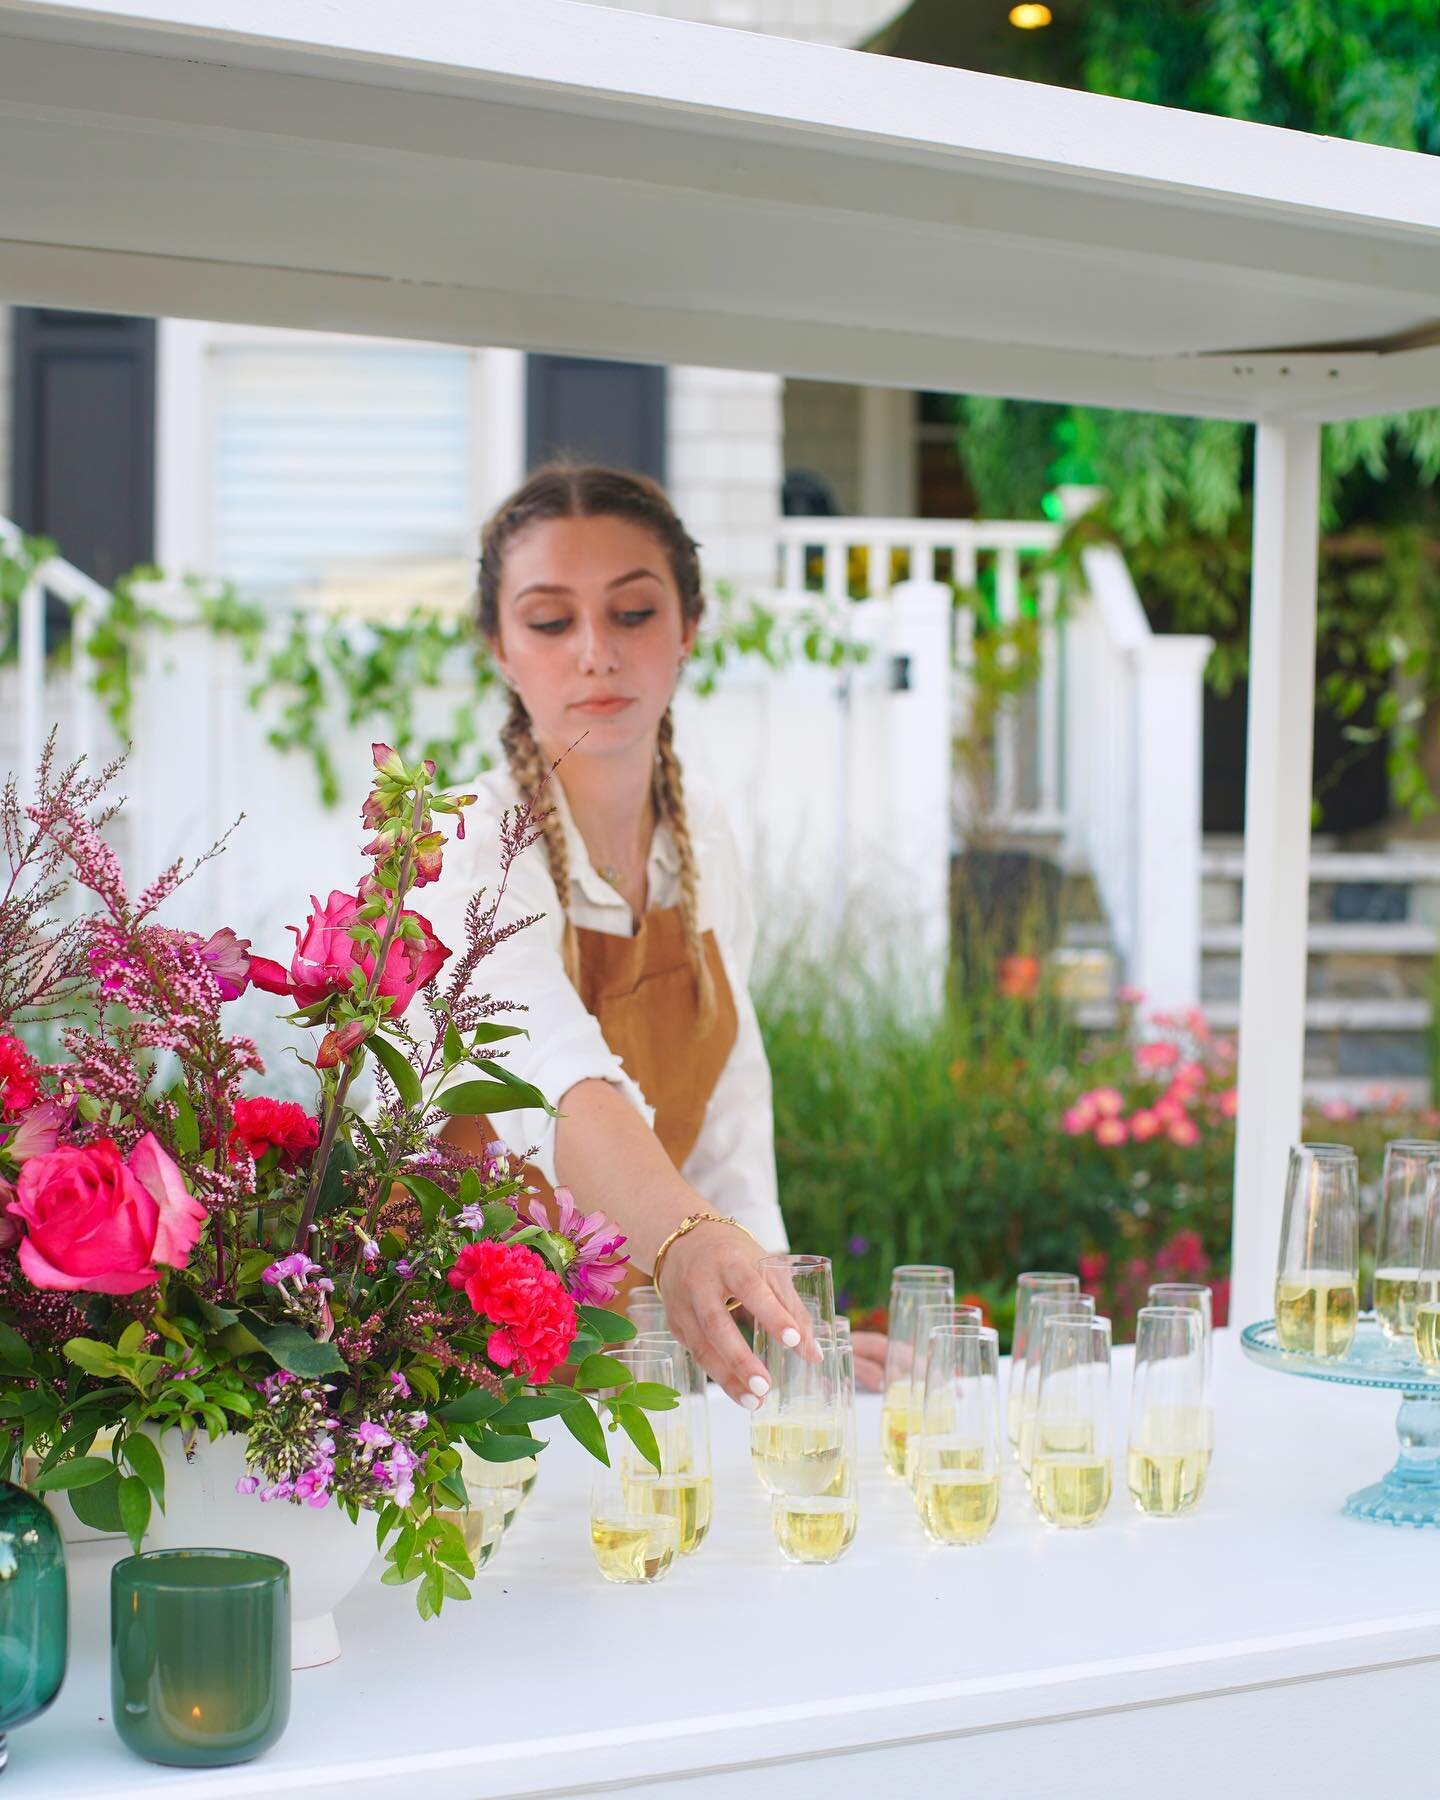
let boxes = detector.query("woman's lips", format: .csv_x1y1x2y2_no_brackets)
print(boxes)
571,697,635,716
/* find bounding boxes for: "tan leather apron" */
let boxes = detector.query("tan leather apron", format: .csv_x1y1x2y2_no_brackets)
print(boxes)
479,906,738,1305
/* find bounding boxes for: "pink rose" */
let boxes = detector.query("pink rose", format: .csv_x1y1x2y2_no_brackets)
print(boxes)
1095,1117,1129,1147
195,926,252,1000
1135,1041,1179,1073
0,1178,18,1251
1129,1109,1161,1142
1167,1118,1201,1147
251,890,449,1019
10,1133,206,1294
1090,1088,1124,1119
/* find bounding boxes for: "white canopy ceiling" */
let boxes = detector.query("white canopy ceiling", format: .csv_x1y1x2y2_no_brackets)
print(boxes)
1,0,1438,421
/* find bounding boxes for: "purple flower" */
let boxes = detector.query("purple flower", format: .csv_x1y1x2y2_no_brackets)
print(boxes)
847,1235,870,1257
525,1185,629,1306
353,1420,393,1448
389,1371,412,1399
235,1474,261,1496
262,1251,322,1287
361,1239,381,1265
394,1259,414,1280
457,1202,486,1231
195,926,253,1001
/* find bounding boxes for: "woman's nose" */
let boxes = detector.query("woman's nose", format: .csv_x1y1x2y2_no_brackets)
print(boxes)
575,618,620,674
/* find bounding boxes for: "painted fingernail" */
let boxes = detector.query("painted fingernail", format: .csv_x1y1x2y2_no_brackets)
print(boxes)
781,1328,801,1348
741,1392,762,1411
748,1375,770,1397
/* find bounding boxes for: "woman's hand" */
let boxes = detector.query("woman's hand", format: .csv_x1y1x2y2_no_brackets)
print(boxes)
657,1224,818,1407
851,1329,888,1393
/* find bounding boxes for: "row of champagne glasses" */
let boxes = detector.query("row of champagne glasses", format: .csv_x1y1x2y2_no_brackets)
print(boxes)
1278,1139,1440,1362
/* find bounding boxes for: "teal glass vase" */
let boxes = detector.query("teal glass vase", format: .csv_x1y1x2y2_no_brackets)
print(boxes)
0,1480,68,1772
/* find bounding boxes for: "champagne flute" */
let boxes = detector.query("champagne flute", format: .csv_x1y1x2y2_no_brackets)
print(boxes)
1030,1314,1113,1528
914,1326,1001,1546
751,1301,847,1498
1008,1272,1081,1451
1374,1142,1440,1339
627,1284,668,1334
631,1329,713,1554
771,1328,858,1563
1147,1281,1215,1450
1127,1306,1209,1517
757,1253,836,1329
1017,1293,1097,1481
904,1303,984,1487
1413,1166,1440,1367
880,1266,954,1477
1275,1144,1359,1358
589,1345,683,1583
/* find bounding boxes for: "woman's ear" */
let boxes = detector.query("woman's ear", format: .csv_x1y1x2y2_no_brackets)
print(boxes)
485,632,513,687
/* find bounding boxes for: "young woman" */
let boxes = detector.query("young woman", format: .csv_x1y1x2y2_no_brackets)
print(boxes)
429,465,884,1406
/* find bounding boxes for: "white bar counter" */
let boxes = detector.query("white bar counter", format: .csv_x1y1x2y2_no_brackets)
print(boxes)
13,1333,1440,1798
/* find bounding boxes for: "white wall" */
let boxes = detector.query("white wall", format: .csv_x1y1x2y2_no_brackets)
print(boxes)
593,0,903,48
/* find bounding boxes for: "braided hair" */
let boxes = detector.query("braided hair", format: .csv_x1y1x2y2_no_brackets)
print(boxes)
478,463,716,1023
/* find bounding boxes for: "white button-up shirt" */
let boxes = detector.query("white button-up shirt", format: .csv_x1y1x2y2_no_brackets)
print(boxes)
423,767,788,1253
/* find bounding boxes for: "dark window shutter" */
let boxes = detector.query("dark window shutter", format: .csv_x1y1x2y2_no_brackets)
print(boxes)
525,355,666,483
10,308,156,585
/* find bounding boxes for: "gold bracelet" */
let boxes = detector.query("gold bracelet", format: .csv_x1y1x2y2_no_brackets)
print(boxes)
652,1211,757,1311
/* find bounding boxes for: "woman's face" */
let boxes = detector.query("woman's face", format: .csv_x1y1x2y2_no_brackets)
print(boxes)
491,514,696,761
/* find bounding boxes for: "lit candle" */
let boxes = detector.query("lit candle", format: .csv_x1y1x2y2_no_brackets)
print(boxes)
110,1549,290,1767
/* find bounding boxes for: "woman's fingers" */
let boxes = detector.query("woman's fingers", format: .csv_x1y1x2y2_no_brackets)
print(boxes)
851,1328,888,1392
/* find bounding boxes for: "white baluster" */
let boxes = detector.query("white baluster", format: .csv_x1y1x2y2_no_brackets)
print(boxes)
1037,570,1060,825
17,573,45,801
992,546,1020,825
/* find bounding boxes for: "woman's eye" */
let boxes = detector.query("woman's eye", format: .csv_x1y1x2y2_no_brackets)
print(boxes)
528,618,569,635
617,609,656,627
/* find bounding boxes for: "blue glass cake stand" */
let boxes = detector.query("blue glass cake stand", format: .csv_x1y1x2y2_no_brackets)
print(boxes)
1242,1317,1440,1527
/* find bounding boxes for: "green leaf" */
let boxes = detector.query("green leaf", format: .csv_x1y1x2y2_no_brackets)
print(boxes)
559,1400,608,1464
442,1021,465,1070
316,1138,358,1218
118,1319,146,1357
473,1058,540,1092
434,1079,549,1118
418,1564,444,1619
578,1306,636,1345
477,1427,545,1462
471,1021,527,1045
120,1431,167,1507
575,1353,633,1390
434,1387,502,1425
237,1311,347,1378
171,1287,242,1333
118,1474,151,1549
433,1464,469,1509
487,1395,568,1427
29,1454,116,1493
63,1337,121,1379
69,1470,125,1534
369,1033,422,1111
397,1172,450,1230
0,1322,33,1368
479,1201,519,1237
614,1401,661,1473
625,1382,680,1411
168,1082,200,1155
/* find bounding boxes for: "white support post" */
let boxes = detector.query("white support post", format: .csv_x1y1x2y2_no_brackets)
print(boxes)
1128,635,1213,1013
1230,420,1321,1330
888,579,953,998
17,574,44,802
472,348,526,529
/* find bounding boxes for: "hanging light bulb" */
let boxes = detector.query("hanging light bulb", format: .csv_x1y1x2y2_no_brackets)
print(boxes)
1009,3,1053,26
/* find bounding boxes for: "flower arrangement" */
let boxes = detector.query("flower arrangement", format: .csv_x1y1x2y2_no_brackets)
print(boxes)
0,738,671,1616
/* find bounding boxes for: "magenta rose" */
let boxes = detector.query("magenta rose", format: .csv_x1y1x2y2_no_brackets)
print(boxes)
10,1133,207,1295
250,890,450,1019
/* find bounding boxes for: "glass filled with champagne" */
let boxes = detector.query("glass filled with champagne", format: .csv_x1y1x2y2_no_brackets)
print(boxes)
589,1343,683,1584
1275,1144,1359,1359
458,1440,528,1535
1412,1169,1440,1367
771,1327,859,1563
1008,1272,1081,1454
1030,1314,1113,1528
904,1303,984,1487
752,1287,847,1498
1147,1281,1215,1452
914,1325,1001,1546
435,1488,506,1572
1017,1293,1097,1483
630,1329,713,1555
1127,1305,1209,1517
1373,1142,1440,1340
880,1265,954,1478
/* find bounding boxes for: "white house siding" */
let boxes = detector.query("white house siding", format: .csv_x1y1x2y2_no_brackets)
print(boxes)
783,378,864,515
668,365,784,597
594,0,903,48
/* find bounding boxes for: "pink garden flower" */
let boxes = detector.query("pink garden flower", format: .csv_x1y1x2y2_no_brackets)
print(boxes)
1095,1117,1129,1147
1128,1109,1161,1142
1090,1088,1124,1119
195,926,252,1001
526,1185,629,1307
250,889,449,1019
1217,1088,1239,1119
1167,1118,1201,1147
1135,1041,1180,1074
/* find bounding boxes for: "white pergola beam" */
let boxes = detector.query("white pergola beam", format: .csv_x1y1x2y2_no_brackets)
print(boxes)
1230,422,1322,1328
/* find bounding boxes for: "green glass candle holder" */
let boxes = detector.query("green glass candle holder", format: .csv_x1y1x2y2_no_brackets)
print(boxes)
111,1549,290,1768
0,1480,68,1773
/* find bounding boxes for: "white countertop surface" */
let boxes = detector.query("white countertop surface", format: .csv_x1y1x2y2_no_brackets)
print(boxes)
11,1332,1440,1798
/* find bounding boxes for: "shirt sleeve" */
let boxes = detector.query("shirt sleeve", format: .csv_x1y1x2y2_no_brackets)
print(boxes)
678,803,789,1252
422,799,653,1183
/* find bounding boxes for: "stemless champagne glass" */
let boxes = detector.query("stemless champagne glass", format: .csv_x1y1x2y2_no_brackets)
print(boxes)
1275,1144,1360,1358
631,1330,712,1555
914,1326,1001,1546
1147,1281,1215,1450
1374,1143,1440,1339
1017,1293,1097,1481
880,1266,954,1477
627,1285,668,1333
1413,1167,1440,1367
757,1253,836,1330
751,1299,846,1498
1127,1306,1209,1517
1030,1314,1113,1529
589,1347,683,1584
771,1329,859,1563
905,1304,985,1486
1008,1272,1081,1450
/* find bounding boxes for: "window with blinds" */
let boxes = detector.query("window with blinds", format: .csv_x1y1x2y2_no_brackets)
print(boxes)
208,342,473,603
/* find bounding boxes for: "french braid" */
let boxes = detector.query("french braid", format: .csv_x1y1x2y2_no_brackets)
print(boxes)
478,463,712,1015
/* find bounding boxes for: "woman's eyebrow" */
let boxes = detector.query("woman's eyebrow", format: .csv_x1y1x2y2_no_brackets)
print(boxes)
512,568,664,603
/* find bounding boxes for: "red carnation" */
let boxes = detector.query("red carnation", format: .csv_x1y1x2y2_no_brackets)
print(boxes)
230,1097,320,1169
447,1239,578,1383
0,1034,41,1120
